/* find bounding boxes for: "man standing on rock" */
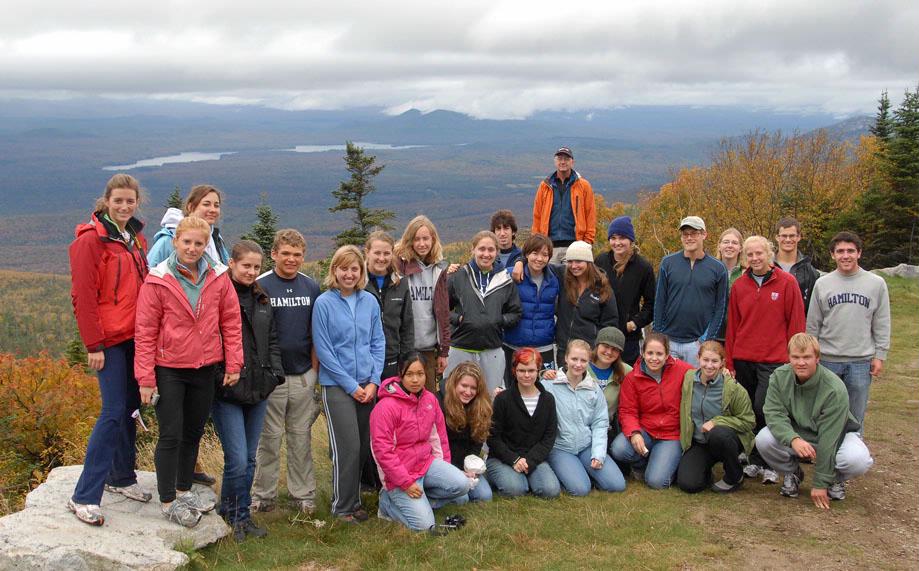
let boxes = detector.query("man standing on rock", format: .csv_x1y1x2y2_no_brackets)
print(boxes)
652,216,728,367
532,146,596,264
756,333,873,508
251,230,322,516
774,216,820,314
806,231,890,435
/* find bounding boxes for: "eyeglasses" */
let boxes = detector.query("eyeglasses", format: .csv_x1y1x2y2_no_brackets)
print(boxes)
777,234,799,240
681,230,702,237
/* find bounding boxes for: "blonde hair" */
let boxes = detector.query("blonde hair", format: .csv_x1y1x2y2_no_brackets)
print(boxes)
787,332,820,359
442,362,493,444
394,215,443,264
566,339,592,361
324,245,368,290
471,230,499,249
183,184,223,217
272,228,306,252
717,227,746,268
365,230,400,284
743,235,776,267
94,173,144,213
174,215,211,239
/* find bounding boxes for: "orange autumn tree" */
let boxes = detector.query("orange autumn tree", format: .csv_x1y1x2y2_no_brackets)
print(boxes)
635,130,879,269
593,194,627,253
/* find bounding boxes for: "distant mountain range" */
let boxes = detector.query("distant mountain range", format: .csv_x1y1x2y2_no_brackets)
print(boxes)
0,98,869,272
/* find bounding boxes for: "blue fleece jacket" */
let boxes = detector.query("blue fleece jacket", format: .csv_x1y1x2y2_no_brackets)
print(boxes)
312,288,385,395
544,371,609,460
653,252,728,343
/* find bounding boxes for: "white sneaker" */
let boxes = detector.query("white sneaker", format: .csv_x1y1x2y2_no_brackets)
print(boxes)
743,464,763,479
176,490,216,513
104,483,152,503
761,468,779,485
67,498,104,526
828,481,847,501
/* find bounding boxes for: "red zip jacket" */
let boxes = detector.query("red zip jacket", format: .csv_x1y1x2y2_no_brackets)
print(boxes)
619,356,693,440
134,259,243,388
370,376,451,491
69,212,148,352
725,267,805,371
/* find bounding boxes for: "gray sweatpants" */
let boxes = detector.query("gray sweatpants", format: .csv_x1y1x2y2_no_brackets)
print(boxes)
755,427,874,482
252,369,320,504
322,384,374,516
444,347,506,395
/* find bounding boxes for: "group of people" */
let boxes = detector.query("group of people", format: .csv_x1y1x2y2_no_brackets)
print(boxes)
68,146,890,538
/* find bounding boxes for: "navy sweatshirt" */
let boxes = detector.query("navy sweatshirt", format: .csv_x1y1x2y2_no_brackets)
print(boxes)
257,270,321,375
653,253,727,343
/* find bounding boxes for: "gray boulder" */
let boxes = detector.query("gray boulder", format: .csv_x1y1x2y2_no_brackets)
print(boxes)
0,465,230,570
874,263,919,279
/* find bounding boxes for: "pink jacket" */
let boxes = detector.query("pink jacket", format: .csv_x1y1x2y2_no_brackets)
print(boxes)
134,259,243,388
370,376,450,491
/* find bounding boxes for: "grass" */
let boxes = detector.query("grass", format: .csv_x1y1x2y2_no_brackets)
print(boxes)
185,275,919,570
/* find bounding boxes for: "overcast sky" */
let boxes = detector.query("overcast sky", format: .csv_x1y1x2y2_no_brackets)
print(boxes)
1,0,916,118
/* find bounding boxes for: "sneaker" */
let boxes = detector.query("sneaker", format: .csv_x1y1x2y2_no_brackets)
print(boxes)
828,481,847,501
232,518,268,541
104,483,152,503
294,500,315,516
192,471,217,486
780,468,804,498
176,490,216,513
743,464,763,479
710,478,743,493
738,452,749,465
67,498,105,526
162,500,202,528
251,498,275,513
761,468,779,485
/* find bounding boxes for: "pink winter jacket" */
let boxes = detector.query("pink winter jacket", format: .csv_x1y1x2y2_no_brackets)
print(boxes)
370,376,451,491
134,259,243,388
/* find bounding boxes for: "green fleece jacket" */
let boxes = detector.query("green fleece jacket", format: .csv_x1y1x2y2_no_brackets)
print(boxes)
680,370,755,454
763,364,861,488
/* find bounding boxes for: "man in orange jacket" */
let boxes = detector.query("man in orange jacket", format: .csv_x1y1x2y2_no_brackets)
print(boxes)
531,147,596,263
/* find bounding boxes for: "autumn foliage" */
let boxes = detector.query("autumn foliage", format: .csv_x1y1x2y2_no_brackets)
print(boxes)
0,353,98,502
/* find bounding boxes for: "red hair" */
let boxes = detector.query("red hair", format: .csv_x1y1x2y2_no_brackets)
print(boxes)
512,347,543,373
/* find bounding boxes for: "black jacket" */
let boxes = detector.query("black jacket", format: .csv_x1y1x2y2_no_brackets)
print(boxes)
436,395,484,470
365,273,415,364
217,281,284,405
448,264,522,350
487,380,557,468
595,251,655,340
788,254,820,316
554,264,619,355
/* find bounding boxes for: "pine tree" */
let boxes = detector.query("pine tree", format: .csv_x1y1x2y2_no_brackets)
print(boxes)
64,336,87,370
870,90,893,142
165,186,183,209
240,193,280,269
329,142,395,248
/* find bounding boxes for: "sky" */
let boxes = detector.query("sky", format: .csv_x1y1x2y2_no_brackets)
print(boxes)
1,0,917,119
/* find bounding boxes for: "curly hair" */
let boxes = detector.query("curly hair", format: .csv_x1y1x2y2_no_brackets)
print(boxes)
442,362,493,444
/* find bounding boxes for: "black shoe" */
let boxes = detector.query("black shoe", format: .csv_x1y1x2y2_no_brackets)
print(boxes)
243,519,268,539
352,508,370,522
193,471,217,486
232,521,247,542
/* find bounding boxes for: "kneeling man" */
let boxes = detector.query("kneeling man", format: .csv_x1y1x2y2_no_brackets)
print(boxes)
756,333,873,509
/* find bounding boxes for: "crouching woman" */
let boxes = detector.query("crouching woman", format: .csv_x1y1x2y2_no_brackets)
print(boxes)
370,353,472,531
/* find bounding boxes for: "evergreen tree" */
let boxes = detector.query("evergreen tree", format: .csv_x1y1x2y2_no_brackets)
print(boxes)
64,336,87,370
165,186,183,209
870,90,893,142
329,142,394,248
240,193,280,269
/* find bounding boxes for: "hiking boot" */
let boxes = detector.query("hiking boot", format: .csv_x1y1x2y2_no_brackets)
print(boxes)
104,483,152,503
742,464,763,479
162,500,202,528
251,498,275,513
351,508,370,522
192,471,217,486
233,518,268,541
761,468,779,485
780,468,804,498
828,481,847,501
67,498,104,526
176,490,216,513
710,478,743,493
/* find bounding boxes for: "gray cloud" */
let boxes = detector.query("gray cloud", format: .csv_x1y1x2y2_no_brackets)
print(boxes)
1,0,916,118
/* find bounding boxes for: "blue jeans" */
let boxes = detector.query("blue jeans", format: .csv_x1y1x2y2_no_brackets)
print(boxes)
467,472,493,502
211,397,270,523
822,359,872,435
485,458,560,498
378,458,471,531
669,340,700,367
72,341,140,505
548,447,626,496
610,430,683,489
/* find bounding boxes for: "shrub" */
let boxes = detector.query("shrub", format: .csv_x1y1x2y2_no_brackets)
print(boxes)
0,353,98,505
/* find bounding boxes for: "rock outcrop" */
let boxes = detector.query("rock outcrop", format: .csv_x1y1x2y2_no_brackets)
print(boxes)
0,465,229,570
874,263,919,279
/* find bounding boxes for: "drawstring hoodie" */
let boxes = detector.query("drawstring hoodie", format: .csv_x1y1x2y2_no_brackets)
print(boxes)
467,260,493,294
